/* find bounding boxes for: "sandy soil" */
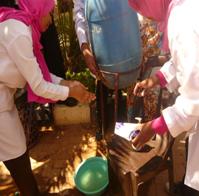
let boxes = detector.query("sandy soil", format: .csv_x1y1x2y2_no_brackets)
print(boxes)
0,120,186,196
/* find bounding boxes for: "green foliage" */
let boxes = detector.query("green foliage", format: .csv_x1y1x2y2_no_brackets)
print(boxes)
54,0,86,72
66,69,96,93
54,0,95,92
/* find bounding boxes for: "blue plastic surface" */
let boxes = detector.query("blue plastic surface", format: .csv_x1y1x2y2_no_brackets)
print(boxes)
85,0,142,89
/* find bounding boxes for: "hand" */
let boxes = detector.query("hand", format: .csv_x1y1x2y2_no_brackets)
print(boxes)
131,121,155,150
133,75,159,97
68,81,96,104
60,79,96,103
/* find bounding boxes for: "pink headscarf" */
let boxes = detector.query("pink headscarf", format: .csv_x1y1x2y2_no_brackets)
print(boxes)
128,0,172,52
0,0,55,103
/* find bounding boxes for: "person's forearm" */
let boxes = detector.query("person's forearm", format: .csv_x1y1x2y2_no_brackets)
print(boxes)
50,73,63,84
81,42,92,56
155,70,168,87
151,115,169,135
162,97,199,138
159,59,180,92
8,35,69,101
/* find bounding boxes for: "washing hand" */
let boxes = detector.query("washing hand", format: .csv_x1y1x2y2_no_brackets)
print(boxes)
131,121,155,150
60,80,96,104
133,75,160,97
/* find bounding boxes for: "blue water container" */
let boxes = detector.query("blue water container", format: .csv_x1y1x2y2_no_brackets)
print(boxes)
85,0,142,89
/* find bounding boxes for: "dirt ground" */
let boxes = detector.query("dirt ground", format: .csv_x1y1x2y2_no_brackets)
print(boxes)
0,118,186,196
0,92,187,196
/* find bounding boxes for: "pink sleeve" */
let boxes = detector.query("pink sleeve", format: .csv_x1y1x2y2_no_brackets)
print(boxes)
151,115,169,135
155,70,167,87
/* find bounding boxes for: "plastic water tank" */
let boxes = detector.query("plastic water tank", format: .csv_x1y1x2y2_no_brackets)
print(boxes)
85,0,142,89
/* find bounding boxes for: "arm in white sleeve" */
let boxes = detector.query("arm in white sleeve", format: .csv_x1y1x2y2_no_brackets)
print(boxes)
7,35,69,101
50,73,63,84
159,59,180,92
73,0,88,46
162,26,199,137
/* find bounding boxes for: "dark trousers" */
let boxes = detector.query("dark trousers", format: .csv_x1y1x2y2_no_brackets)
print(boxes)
3,151,40,196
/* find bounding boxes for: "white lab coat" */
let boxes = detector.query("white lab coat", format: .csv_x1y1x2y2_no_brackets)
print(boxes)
160,0,199,191
0,19,69,161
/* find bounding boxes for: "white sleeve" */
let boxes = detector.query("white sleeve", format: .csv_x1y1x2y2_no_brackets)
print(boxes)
7,35,69,101
162,26,199,137
73,0,88,46
160,59,180,92
50,73,63,84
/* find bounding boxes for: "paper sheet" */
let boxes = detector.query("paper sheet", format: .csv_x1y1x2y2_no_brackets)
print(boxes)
114,122,141,141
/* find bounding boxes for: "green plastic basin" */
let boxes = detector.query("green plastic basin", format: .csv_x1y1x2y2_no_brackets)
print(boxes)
74,157,109,196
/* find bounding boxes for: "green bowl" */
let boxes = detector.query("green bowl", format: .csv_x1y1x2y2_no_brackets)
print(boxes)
74,157,109,196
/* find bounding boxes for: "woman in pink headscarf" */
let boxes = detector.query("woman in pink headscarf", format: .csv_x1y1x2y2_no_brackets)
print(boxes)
126,0,172,124
0,0,95,195
131,0,199,194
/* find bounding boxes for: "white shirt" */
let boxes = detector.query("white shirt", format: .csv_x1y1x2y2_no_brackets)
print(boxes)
73,0,88,47
160,0,199,191
0,19,69,112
